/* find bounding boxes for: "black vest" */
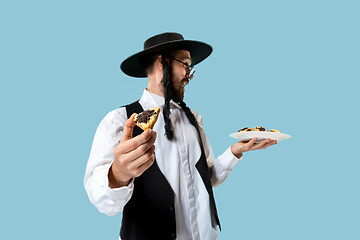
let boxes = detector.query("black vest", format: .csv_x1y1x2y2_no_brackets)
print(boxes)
120,101,220,240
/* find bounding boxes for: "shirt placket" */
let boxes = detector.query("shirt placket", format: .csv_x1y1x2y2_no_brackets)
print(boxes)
175,109,201,240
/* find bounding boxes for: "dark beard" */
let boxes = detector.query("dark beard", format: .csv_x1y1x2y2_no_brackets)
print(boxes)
162,70,184,103
169,83,183,103
161,56,188,140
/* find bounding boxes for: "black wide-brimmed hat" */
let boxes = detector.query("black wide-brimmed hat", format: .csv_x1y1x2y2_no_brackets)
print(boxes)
120,32,213,78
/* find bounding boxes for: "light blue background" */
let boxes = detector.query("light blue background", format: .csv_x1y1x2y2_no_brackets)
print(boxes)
1,0,359,239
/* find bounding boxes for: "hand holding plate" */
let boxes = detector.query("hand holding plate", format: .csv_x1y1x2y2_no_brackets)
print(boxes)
230,137,277,158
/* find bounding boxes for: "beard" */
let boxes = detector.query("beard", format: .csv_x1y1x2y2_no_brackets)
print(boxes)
161,58,188,140
170,83,184,102
167,76,187,103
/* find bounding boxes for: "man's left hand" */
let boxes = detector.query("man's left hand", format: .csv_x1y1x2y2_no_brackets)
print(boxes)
231,137,277,159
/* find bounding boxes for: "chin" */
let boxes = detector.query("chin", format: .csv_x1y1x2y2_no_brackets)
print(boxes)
172,95,183,103
176,91,184,102
170,85,185,102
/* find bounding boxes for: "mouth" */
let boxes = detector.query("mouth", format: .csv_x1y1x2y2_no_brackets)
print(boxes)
181,79,189,87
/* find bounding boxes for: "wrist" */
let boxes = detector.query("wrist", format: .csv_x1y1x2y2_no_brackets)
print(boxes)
108,164,131,188
231,145,243,159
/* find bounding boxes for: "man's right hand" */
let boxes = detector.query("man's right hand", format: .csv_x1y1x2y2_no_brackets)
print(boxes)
108,113,157,188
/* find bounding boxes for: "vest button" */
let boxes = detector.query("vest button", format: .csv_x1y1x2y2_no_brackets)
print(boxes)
169,206,174,211
171,233,176,239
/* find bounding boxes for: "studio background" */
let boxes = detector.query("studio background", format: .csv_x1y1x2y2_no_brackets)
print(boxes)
1,0,359,239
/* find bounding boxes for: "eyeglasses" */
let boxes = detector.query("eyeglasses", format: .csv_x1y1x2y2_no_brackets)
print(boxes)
170,57,195,80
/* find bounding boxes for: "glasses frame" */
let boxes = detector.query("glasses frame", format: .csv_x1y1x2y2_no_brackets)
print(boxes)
170,56,195,80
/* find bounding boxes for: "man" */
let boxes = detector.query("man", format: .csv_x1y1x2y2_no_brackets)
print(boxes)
84,32,277,240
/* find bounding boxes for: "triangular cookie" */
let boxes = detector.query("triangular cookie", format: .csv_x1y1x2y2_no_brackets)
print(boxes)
134,107,160,131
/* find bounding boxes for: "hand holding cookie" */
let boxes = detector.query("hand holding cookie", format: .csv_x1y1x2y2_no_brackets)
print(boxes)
109,110,159,188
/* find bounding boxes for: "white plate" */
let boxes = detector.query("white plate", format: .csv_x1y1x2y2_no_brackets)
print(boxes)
229,131,291,142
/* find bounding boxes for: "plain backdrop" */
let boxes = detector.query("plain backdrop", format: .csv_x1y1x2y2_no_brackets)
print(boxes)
1,0,359,239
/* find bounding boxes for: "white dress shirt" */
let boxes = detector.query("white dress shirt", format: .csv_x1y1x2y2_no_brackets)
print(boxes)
84,89,242,240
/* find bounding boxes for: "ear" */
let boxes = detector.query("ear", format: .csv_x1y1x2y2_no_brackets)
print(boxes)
155,55,171,71
155,55,163,71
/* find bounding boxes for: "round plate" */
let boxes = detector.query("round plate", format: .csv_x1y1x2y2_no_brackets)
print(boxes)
229,131,291,142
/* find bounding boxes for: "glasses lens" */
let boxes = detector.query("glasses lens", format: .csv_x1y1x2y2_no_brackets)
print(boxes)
188,67,195,78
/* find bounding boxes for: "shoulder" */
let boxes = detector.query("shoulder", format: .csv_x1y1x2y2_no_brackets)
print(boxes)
98,106,127,130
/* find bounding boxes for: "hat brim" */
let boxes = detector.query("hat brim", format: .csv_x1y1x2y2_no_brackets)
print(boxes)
120,40,212,78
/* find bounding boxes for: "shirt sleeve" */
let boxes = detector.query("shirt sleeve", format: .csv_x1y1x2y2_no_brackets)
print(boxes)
192,111,243,187
84,107,134,216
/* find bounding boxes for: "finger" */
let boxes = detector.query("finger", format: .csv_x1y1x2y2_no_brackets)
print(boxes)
120,129,157,154
250,139,271,150
253,139,277,150
243,137,258,148
237,137,258,153
123,133,157,161
120,113,137,142
260,140,277,149
135,154,155,177
128,145,156,170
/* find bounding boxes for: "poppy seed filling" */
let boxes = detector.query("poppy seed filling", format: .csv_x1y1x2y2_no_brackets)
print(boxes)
238,127,250,132
136,110,155,123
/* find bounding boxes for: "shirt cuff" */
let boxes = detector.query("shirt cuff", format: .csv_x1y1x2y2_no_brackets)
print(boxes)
105,177,134,201
98,166,134,201
218,147,243,171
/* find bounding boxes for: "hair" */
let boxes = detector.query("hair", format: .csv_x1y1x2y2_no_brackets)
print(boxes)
160,53,201,141
178,101,201,137
161,53,174,140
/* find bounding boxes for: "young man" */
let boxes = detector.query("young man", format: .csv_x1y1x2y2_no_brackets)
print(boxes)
84,32,277,240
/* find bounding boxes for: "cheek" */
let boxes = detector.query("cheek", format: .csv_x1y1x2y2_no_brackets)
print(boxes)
171,70,183,86
172,64,186,77
170,79,181,90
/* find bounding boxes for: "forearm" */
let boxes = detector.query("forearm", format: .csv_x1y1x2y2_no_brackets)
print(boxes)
84,163,134,216
210,147,242,187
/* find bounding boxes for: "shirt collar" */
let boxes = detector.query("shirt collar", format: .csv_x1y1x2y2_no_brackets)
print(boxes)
140,89,182,109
